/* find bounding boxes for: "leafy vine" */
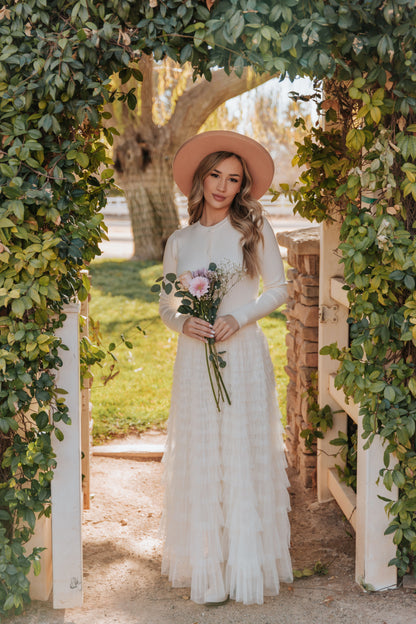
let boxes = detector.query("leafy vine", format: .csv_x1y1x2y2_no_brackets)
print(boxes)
312,87,416,577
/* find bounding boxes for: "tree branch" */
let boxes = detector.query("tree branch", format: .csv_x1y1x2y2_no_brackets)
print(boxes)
167,67,275,152
138,54,155,133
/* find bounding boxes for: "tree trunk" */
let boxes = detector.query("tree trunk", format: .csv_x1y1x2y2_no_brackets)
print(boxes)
115,139,178,260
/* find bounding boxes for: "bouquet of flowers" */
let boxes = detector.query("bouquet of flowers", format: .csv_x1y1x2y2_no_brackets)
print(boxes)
153,262,243,411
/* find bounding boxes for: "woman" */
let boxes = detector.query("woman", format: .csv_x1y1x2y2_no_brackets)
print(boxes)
159,131,293,606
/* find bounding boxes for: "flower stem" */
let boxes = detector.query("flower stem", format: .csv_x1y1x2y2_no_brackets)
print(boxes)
209,343,225,403
212,344,231,405
205,342,220,411
209,342,231,407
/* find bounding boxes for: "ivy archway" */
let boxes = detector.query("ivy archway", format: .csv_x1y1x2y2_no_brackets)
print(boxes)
1,0,416,614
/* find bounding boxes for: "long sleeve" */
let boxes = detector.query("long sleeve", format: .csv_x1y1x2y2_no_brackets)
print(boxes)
159,231,189,334
230,219,287,328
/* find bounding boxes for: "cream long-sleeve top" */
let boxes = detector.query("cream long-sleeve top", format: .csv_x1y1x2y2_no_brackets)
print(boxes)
159,215,287,334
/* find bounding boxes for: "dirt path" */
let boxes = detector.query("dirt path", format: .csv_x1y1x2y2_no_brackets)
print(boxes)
15,454,416,624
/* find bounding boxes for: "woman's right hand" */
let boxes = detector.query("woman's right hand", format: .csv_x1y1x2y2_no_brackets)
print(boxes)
182,317,215,342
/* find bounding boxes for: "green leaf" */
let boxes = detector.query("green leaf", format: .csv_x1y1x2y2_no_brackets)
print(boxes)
393,528,403,545
384,470,393,490
0,417,12,433
131,68,143,81
11,298,26,317
384,386,396,402
101,168,114,180
4,594,15,611
404,275,415,290
33,558,41,576
348,86,362,100
346,128,366,152
370,106,381,124
55,428,64,441
371,381,385,393
35,412,49,429
234,55,244,78
76,152,89,168
408,377,416,397
392,470,406,488
0,217,15,228
194,29,205,48
127,91,137,110
23,508,36,531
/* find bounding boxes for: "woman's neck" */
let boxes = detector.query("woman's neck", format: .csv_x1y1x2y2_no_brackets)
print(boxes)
199,207,229,227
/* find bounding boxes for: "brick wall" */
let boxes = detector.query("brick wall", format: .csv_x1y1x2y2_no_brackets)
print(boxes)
277,227,320,488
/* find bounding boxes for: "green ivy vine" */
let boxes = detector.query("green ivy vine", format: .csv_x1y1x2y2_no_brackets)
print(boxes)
266,3,416,578
310,86,416,577
1,0,416,616
300,372,357,493
300,371,334,452
0,0,136,614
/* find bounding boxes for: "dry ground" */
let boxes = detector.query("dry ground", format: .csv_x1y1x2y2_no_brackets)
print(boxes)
14,448,416,624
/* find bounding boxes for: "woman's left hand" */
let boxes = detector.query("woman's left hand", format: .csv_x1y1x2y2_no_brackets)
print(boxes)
213,315,239,342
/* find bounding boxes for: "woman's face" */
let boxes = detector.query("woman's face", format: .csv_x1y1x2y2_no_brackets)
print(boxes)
202,156,243,215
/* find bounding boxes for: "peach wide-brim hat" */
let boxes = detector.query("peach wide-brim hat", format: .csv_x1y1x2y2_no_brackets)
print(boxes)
172,130,274,200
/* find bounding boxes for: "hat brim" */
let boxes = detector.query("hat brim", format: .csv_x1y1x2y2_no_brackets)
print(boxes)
172,131,274,200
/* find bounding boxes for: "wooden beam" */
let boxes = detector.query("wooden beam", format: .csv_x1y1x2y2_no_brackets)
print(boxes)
328,468,357,531
328,373,359,424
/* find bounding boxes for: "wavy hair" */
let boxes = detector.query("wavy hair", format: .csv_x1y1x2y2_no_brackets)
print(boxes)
188,151,264,277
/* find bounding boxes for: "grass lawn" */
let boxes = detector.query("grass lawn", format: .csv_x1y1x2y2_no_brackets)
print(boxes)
88,259,289,442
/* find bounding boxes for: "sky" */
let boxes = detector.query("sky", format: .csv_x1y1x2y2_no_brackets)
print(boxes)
226,75,319,127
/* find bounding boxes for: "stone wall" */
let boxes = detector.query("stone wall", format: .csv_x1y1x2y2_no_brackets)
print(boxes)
277,227,320,488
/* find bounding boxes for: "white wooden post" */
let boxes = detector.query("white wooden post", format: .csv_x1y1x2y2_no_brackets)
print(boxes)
80,282,92,511
51,302,83,608
355,422,397,590
317,219,349,502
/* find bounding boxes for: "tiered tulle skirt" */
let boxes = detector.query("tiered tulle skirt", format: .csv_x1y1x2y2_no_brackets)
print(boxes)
161,324,293,605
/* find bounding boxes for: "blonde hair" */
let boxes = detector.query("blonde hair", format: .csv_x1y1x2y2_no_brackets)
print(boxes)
188,151,264,277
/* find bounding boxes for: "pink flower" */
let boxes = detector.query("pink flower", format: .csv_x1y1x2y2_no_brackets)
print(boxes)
178,271,193,290
188,276,210,299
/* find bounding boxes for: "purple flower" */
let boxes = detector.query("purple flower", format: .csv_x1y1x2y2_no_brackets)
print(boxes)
192,268,209,278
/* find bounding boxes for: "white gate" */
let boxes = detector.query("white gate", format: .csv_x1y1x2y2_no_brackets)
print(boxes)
317,219,397,591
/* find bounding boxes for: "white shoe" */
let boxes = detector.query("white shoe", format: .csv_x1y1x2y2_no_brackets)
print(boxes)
204,589,229,606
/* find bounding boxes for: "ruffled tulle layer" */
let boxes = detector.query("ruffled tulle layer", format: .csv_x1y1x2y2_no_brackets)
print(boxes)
161,323,293,605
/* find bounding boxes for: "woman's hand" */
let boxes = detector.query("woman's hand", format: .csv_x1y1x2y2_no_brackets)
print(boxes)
182,317,215,342
213,315,239,342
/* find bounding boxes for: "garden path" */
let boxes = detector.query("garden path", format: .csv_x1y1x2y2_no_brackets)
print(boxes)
14,435,416,624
